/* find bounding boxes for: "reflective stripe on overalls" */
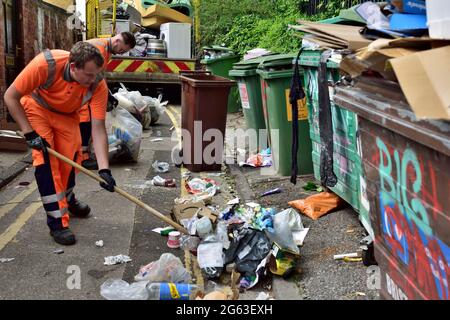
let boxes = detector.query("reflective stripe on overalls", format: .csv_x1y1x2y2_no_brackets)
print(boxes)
31,50,103,116
29,49,101,230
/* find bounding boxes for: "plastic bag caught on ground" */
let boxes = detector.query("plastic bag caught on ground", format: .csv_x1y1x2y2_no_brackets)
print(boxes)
224,228,271,278
265,208,304,254
100,279,149,300
197,241,224,279
288,191,345,220
110,107,142,162
143,94,168,118
215,221,231,250
134,253,191,283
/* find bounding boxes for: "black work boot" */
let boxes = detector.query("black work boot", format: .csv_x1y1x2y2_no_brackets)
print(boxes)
68,199,91,218
50,228,76,246
81,158,98,170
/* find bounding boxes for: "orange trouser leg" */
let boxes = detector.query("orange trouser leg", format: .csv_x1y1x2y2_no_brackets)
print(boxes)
24,99,82,231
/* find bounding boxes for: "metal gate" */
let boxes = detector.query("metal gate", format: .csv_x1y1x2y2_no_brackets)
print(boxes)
86,0,117,39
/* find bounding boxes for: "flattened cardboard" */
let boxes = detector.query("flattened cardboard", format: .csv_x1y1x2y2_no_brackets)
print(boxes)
390,45,450,119
297,20,372,50
171,201,218,224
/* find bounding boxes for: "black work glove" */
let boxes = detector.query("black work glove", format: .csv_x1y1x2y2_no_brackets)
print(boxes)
98,169,116,192
24,131,49,153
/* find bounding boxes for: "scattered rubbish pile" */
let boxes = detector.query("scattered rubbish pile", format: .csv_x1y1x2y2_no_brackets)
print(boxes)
101,253,198,300
169,192,310,291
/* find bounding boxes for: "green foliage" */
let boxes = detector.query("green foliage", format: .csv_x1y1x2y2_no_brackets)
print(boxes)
198,0,326,56
302,0,364,17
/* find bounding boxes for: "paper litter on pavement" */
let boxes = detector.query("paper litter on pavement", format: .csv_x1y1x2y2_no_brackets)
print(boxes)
104,255,132,266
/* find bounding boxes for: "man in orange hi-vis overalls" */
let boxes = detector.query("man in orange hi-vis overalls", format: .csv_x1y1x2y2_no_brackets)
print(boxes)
4,42,116,245
79,32,136,170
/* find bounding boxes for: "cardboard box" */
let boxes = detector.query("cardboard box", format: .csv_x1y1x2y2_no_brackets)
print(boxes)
171,201,218,224
296,20,372,50
171,201,205,224
390,45,450,120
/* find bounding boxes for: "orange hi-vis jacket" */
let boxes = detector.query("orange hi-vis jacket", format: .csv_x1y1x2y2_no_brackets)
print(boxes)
14,49,108,121
79,38,113,123
13,49,108,229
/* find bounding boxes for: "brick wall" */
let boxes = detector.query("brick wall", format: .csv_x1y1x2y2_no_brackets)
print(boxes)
21,0,76,63
0,4,6,125
1,0,76,130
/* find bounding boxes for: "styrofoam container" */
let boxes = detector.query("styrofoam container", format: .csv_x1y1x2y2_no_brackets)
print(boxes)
426,0,450,39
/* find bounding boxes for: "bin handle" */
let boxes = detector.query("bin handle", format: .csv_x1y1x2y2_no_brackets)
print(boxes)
179,70,212,76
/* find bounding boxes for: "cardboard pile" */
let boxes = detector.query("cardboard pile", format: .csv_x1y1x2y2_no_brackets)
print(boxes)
290,20,372,50
292,1,450,120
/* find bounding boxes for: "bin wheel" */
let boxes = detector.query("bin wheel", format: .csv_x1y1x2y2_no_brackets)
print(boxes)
362,243,378,267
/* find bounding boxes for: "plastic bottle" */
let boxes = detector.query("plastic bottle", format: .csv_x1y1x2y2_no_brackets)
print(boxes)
146,282,199,300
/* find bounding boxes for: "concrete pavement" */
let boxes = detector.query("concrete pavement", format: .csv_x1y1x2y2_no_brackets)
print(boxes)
0,107,378,300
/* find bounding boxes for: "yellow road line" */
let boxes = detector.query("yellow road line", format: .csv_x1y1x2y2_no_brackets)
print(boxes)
0,201,42,252
166,106,205,290
166,107,189,197
0,182,38,220
165,107,181,139
193,254,204,291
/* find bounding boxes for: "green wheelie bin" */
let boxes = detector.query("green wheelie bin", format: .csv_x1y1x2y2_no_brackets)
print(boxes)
229,56,267,134
256,54,313,176
298,49,373,242
201,46,241,113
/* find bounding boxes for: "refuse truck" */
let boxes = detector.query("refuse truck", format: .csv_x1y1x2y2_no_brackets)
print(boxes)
86,0,197,91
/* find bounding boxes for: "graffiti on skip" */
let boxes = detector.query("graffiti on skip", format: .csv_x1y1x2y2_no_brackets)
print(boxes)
376,137,449,300
376,137,431,236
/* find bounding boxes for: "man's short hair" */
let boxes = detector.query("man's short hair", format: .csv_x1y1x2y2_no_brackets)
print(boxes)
121,32,136,48
69,42,104,69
